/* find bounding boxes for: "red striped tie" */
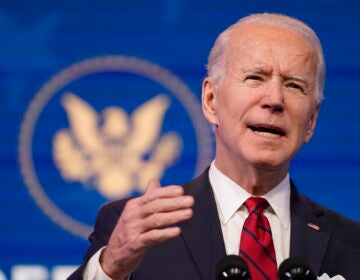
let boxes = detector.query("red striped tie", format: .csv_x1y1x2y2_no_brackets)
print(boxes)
239,197,277,280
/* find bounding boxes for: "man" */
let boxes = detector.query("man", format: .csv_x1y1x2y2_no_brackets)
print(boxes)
69,13,360,280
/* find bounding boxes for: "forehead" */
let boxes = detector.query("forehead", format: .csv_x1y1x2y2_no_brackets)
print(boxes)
226,23,317,71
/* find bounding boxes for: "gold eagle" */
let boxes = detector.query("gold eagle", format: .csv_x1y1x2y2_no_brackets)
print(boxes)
53,93,182,199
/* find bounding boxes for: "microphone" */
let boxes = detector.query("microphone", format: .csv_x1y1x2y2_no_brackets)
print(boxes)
216,255,251,280
278,257,316,280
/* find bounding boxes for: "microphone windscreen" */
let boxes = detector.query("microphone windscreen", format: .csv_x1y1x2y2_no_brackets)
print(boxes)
278,257,316,280
216,255,251,280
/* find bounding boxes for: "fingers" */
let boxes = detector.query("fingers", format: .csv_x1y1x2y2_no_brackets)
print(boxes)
140,207,193,233
141,178,184,203
141,195,194,215
134,179,194,221
124,189,194,234
101,179,194,278
139,226,181,247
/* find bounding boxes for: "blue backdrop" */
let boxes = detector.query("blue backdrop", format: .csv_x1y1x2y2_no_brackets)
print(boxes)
1,1,360,279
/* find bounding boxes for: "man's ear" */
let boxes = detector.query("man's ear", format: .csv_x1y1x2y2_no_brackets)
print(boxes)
202,77,219,126
304,104,320,143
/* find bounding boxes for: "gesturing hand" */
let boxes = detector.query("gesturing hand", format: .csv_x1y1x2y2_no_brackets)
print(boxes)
100,178,194,280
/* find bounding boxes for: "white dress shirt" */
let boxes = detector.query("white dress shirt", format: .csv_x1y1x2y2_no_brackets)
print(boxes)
83,247,111,280
209,162,291,266
83,162,291,279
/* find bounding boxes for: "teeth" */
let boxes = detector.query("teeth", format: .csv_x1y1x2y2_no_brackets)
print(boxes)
253,130,281,138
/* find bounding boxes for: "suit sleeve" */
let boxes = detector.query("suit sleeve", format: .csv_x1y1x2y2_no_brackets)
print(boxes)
67,201,126,280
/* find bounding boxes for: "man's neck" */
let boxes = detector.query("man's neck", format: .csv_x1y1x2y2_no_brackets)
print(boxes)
213,159,289,196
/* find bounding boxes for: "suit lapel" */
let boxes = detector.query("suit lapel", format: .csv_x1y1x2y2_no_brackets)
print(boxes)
289,183,332,276
180,169,226,280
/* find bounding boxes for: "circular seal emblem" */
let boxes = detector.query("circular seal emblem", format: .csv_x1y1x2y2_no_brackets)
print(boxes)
18,55,213,239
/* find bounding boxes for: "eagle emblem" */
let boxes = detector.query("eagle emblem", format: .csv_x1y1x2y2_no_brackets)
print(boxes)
53,92,182,199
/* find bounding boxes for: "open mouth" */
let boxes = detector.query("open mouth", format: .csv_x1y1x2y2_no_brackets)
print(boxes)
248,124,285,138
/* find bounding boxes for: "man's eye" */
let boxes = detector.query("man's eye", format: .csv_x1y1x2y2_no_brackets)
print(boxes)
287,82,304,92
246,75,262,81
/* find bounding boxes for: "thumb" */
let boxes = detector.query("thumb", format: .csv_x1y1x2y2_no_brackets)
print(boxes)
146,178,162,193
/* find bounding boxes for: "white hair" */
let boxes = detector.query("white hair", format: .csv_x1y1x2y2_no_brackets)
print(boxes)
206,13,325,103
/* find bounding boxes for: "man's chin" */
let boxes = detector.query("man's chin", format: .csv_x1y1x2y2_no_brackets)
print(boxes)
251,158,289,172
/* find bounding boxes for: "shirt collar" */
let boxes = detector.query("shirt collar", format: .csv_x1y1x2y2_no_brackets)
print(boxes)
209,162,291,229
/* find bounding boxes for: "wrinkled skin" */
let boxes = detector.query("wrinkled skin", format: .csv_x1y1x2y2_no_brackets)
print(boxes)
202,23,320,195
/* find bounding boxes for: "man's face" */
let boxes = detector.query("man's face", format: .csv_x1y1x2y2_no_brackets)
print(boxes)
202,23,320,173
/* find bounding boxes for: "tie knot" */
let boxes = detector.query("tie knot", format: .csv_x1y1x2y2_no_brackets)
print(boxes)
245,197,269,214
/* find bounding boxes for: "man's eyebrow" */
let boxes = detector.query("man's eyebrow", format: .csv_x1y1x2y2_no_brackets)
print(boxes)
242,67,311,87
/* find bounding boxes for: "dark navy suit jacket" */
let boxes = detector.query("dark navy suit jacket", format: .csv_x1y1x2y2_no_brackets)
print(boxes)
69,168,360,279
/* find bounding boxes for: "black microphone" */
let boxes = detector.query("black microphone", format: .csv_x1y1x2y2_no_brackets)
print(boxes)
278,257,316,280
216,255,251,280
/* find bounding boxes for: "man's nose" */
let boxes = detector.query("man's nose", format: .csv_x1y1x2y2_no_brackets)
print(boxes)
260,81,284,113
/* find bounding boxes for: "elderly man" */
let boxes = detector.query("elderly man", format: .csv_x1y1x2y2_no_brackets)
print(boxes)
69,13,360,280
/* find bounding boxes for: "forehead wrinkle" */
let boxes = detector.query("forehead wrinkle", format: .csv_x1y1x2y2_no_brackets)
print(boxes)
227,65,270,82
231,45,314,76
280,53,316,81
227,34,271,63
243,66,272,75
226,25,317,84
